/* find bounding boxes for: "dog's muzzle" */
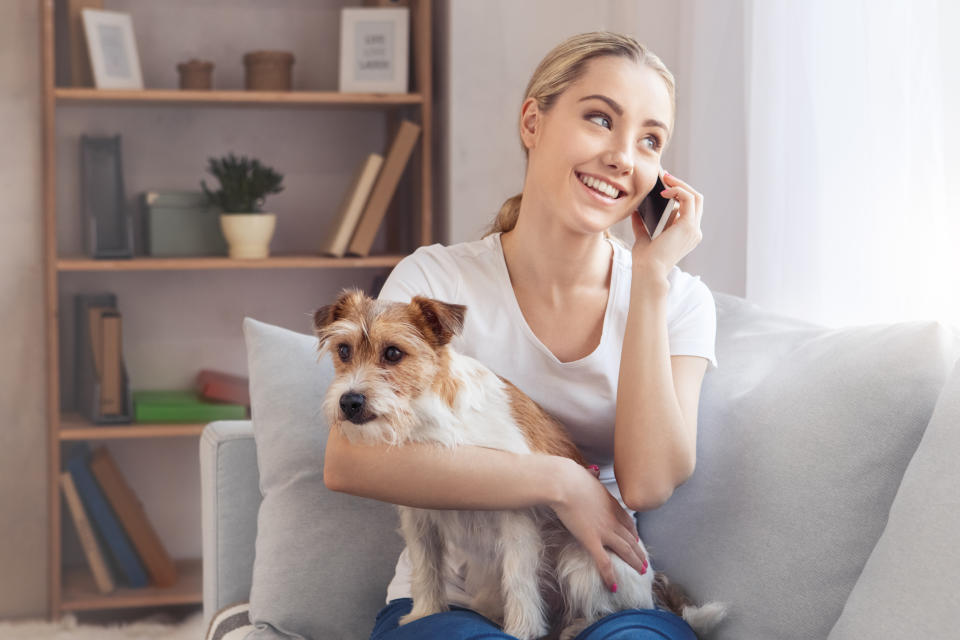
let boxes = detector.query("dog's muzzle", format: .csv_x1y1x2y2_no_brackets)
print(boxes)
339,392,375,425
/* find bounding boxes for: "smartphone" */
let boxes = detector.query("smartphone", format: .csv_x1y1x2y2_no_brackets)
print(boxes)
636,169,679,240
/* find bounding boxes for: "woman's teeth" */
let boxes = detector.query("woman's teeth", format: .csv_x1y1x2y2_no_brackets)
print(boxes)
578,173,621,199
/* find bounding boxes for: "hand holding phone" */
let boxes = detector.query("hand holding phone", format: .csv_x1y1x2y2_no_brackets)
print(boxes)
635,168,680,240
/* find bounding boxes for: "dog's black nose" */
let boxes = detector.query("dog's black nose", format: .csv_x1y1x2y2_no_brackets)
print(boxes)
340,392,366,421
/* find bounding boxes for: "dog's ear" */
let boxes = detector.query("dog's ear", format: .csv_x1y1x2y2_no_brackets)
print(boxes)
410,296,467,347
313,288,366,350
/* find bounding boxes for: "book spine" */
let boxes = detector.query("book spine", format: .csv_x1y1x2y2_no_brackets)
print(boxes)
320,153,384,257
89,447,177,588
66,448,149,588
197,370,251,406
60,471,115,594
347,121,421,256
100,311,123,415
134,402,248,424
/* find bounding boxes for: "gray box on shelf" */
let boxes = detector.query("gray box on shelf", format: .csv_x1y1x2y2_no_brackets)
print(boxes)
74,293,133,425
141,191,227,257
80,134,134,259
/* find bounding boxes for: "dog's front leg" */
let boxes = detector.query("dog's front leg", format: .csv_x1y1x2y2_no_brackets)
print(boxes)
398,507,449,626
499,511,550,640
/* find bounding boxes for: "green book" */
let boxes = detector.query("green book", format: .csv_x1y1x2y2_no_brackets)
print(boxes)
133,390,247,424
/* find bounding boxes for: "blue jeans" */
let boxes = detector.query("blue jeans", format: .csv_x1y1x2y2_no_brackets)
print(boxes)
369,598,696,640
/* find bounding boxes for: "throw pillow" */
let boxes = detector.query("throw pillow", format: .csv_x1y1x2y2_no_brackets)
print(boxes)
827,355,960,638
639,292,960,640
243,318,404,640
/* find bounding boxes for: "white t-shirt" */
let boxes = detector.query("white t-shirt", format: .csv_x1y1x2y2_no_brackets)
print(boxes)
376,231,718,607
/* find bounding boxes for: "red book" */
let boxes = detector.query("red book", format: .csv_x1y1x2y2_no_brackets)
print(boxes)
196,369,250,407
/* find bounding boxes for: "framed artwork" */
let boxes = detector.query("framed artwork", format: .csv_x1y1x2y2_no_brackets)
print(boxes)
81,9,144,90
339,8,409,94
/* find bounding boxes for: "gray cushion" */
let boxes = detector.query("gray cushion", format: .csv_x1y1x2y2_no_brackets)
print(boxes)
639,292,960,640
243,318,403,640
827,355,960,639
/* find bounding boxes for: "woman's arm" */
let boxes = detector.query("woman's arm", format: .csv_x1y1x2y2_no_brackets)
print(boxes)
324,427,648,589
614,267,702,512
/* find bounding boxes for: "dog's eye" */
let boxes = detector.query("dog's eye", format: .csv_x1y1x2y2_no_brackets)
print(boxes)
383,346,403,363
337,344,351,362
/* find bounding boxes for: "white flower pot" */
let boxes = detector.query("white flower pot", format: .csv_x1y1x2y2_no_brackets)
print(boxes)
219,213,276,259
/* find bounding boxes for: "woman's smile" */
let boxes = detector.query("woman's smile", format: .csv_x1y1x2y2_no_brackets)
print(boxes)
574,171,625,206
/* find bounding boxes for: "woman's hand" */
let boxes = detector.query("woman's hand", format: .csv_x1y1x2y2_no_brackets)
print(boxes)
550,459,648,592
631,171,704,278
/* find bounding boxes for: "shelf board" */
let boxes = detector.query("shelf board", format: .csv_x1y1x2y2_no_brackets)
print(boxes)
61,558,202,612
54,87,423,108
59,420,207,440
56,254,404,272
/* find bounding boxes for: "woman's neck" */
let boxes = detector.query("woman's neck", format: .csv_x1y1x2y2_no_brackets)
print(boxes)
499,208,613,306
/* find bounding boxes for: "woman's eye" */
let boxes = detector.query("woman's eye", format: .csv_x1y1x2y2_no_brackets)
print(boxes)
587,113,612,129
337,344,351,361
383,346,403,363
642,135,663,152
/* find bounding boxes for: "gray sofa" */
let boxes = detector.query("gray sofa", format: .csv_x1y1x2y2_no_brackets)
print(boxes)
201,292,960,639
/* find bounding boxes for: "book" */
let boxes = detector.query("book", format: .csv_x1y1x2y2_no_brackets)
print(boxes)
60,471,115,594
89,446,177,588
100,310,123,415
75,293,132,424
346,120,422,256
65,444,149,588
133,390,247,423
197,369,251,407
319,153,384,257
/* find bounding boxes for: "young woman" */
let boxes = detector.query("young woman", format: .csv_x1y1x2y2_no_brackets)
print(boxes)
324,32,715,640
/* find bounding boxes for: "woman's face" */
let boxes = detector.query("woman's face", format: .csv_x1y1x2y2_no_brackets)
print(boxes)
520,56,673,235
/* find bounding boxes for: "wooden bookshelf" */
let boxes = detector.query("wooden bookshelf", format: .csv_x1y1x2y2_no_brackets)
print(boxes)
61,558,202,611
40,0,434,619
54,87,424,108
56,254,404,272
59,414,207,440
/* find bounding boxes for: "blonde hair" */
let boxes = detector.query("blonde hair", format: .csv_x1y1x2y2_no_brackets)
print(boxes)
484,32,676,239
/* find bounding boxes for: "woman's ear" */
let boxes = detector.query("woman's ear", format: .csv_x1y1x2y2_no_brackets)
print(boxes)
519,97,541,151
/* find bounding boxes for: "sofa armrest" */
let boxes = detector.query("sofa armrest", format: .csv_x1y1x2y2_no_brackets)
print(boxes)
200,420,260,630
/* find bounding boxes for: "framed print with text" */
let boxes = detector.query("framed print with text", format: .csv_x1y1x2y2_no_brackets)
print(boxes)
339,8,409,94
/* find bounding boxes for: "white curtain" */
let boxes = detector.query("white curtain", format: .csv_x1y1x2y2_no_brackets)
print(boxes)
745,0,960,329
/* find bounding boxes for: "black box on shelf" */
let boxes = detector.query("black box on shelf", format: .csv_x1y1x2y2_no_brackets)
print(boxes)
80,135,134,259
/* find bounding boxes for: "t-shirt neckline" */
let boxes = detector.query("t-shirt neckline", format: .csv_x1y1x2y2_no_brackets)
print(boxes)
492,232,619,367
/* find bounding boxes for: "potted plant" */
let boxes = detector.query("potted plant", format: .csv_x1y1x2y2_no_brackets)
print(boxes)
201,153,285,258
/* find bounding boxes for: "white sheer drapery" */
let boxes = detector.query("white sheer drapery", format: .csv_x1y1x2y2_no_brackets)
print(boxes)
745,0,959,329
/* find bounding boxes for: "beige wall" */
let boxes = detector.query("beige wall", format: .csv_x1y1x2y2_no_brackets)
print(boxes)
1,0,50,619
0,0,749,618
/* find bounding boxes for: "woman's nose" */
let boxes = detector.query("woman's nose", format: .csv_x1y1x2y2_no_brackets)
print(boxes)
602,145,634,175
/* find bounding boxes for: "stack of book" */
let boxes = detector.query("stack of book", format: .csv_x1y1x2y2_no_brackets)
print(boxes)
319,119,422,257
61,443,177,593
132,369,249,423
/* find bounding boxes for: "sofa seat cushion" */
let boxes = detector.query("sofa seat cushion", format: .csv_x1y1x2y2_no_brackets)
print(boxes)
638,292,960,640
243,318,404,640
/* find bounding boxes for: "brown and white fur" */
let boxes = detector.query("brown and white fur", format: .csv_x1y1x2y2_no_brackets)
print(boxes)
314,289,726,639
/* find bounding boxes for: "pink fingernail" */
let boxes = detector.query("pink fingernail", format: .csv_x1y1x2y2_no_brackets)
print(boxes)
610,583,618,593
589,465,599,471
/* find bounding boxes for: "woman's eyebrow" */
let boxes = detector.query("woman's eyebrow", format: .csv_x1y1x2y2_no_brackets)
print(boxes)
578,94,669,133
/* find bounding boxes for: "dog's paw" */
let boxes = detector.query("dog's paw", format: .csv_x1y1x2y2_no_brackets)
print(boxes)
503,618,550,640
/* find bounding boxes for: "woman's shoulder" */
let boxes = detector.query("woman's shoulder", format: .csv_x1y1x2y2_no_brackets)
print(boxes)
377,235,500,303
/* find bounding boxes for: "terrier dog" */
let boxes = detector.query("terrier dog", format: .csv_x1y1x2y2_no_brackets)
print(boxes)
314,289,726,640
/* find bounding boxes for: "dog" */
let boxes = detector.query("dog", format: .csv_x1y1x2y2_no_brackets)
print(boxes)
314,288,727,639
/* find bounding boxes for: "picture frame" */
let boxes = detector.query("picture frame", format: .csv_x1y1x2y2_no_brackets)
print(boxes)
81,9,143,90
339,7,409,94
